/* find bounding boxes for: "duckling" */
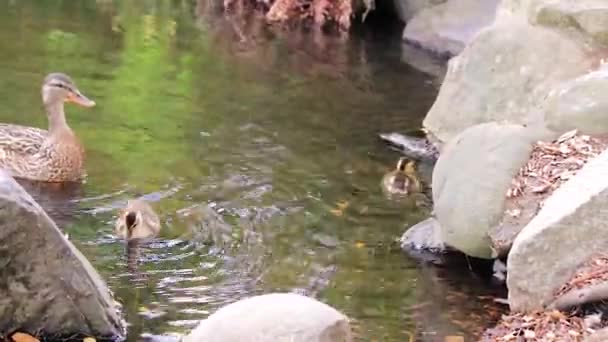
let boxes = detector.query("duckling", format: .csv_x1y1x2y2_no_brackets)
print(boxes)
115,199,161,240
0,73,95,182
381,157,422,195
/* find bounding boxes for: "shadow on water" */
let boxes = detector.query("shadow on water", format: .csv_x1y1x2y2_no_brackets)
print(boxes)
0,1,505,341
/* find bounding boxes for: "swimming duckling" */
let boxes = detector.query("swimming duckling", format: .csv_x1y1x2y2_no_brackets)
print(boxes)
381,157,422,195
115,199,161,240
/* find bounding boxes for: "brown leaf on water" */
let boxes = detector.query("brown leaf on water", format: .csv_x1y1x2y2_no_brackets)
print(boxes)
329,200,349,217
11,333,39,342
444,336,464,342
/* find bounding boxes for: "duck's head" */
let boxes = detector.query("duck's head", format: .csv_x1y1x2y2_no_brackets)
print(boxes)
115,207,142,240
115,199,160,240
396,157,417,174
41,73,95,108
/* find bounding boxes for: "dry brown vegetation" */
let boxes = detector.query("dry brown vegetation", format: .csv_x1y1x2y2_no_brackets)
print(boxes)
507,130,608,204
482,310,596,341
223,0,359,30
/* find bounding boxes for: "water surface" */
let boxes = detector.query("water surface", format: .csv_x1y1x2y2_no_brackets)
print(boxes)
0,1,503,341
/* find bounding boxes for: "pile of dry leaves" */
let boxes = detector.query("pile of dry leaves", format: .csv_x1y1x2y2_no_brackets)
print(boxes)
223,0,358,30
481,310,596,341
506,130,608,202
556,254,608,298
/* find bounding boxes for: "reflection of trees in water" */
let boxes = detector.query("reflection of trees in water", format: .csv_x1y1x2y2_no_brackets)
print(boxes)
178,203,338,299
195,0,372,85
410,263,507,340
216,0,354,31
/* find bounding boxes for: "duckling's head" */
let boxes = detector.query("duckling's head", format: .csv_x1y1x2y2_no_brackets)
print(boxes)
396,157,417,174
42,73,95,108
115,199,161,240
115,209,142,240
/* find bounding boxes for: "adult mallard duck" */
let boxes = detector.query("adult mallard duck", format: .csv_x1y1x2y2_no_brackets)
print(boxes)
115,199,161,240
381,157,423,195
0,73,95,182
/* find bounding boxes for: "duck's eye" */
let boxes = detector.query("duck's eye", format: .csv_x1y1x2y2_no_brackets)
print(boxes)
51,83,71,91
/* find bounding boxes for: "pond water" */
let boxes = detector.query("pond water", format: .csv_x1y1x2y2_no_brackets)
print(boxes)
0,1,505,341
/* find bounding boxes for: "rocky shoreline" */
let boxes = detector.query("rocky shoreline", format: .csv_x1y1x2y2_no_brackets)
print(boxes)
396,0,608,339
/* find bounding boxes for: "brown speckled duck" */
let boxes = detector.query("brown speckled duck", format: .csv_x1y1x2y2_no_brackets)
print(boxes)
0,73,94,182
115,199,161,241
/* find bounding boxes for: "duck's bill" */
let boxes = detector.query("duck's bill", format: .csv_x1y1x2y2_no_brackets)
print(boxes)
67,91,96,107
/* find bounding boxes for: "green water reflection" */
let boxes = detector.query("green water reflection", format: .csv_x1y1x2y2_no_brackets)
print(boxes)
0,1,500,341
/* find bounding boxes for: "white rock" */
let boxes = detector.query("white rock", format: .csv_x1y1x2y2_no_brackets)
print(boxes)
182,293,352,342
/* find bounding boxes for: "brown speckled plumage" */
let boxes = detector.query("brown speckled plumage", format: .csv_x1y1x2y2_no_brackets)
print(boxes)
0,73,95,182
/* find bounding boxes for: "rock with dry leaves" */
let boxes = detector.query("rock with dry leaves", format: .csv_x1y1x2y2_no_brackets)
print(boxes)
490,130,608,256
403,0,501,57
432,122,538,258
551,254,608,311
0,171,124,338
508,147,608,311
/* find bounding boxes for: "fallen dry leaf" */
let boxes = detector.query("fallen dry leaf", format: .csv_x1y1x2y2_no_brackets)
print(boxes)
83,338,96,342
329,200,349,217
11,333,39,342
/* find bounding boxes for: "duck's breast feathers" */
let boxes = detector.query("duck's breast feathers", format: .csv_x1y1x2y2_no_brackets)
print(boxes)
0,124,46,155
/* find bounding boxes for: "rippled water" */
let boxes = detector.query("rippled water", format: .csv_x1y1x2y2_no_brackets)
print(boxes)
0,1,504,341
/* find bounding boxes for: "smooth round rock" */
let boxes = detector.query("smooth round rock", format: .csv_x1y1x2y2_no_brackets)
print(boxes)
432,122,537,258
182,293,352,342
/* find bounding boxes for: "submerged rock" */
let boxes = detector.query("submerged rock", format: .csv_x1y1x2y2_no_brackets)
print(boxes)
403,0,500,57
182,293,352,342
401,217,445,251
0,171,123,337
432,122,537,258
507,149,608,311
378,132,440,162
400,217,450,265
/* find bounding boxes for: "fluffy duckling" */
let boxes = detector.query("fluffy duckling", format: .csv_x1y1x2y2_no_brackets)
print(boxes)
115,199,161,240
381,157,422,195
0,73,95,182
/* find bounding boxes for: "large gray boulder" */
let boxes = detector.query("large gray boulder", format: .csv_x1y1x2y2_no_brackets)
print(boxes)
531,0,608,46
392,0,447,23
182,293,352,342
543,64,608,135
423,19,593,144
0,171,124,337
403,0,500,57
507,149,608,311
432,122,537,258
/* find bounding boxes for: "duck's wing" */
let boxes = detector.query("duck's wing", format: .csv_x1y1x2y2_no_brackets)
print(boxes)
0,124,46,155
